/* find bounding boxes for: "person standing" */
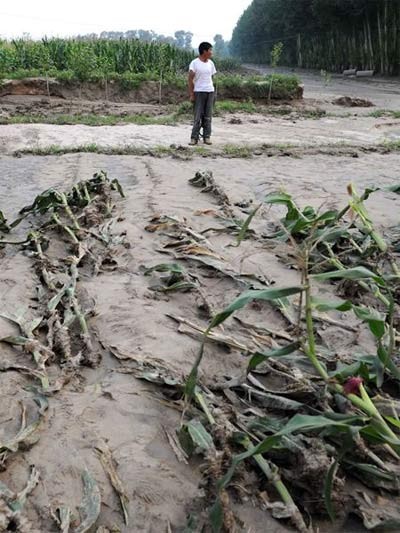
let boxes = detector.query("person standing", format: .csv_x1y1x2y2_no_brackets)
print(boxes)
188,42,217,145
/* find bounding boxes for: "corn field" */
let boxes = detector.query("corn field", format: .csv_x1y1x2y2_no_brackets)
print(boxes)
0,38,195,78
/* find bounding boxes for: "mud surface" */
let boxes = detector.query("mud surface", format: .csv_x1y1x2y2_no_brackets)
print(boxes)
0,70,399,532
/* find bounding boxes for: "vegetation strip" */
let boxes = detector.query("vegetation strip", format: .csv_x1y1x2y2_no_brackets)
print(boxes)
11,140,400,159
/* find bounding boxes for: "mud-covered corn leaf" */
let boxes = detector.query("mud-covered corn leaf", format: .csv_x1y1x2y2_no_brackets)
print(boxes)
0,210,10,233
143,263,185,275
187,420,214,452
111,178,125,198
74,469,101,533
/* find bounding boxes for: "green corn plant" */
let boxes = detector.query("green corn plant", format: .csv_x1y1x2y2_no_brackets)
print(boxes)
347,183,387,253
182,183,400,527
268,42,283,103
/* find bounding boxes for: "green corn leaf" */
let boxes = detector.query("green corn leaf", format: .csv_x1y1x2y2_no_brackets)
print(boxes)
209,497,224,533
324,458,339,522
314,226,350,243
248,342,301,371
209,285,304,329
184,342,205,402
311,267,384,286
19,188,63,216
384,416,400,430
315,210,338,225
218,414,365,491
344,460,400,491
186,420,214,451
311,297,352,312
235,203,262,246
386,184,400,194
264,191,297,208
353,306,385,339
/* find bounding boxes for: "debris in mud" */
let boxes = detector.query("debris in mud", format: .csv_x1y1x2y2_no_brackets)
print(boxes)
0,466,40,532
333,96,374,107
189,170,234,217
0,171,126,529
96,442,130,526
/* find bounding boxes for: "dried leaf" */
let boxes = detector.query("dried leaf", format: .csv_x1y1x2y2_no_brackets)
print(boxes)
354,491,400,530
0,405,41,454
96,442,129,526
164,428,189,464
54,506,71,533
10,466,40,513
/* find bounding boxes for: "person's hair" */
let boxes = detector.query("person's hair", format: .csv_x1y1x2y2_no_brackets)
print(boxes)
199,42,212,55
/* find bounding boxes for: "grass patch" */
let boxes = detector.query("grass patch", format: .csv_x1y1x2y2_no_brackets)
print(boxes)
16,143,101,156
16,140,399,159
382,139,400,150
0,113,178,127
369,109,400,119
215,100,257,114
217,73,300,100
222,144,253,158
193,146,209,156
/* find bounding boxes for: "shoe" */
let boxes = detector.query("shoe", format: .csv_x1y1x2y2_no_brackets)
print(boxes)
189,138,198,146
204,138,212,145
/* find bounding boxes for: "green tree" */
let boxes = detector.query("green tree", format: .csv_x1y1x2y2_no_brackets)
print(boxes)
231,0,400,74
213,34,229,57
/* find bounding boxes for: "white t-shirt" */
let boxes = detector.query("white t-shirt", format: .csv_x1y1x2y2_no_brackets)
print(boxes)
189,58,217,92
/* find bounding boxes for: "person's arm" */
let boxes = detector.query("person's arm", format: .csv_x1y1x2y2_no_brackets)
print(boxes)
188,70,195,102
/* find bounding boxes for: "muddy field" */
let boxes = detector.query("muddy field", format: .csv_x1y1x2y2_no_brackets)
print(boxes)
0,72,399,533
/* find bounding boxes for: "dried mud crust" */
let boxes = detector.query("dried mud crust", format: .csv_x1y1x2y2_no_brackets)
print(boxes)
0,152,399,531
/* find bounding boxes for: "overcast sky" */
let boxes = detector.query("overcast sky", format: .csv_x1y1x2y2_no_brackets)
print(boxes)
0,1,251,43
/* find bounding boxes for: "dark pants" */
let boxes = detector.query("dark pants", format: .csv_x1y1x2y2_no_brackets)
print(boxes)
191,91,214,141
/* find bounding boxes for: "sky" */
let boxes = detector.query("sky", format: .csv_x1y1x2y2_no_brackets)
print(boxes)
0,0,251,43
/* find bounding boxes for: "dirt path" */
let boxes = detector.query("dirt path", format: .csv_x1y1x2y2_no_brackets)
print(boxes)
246,64,400,111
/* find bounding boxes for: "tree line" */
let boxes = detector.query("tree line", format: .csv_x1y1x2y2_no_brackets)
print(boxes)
67,30,194,50
231,0,400,74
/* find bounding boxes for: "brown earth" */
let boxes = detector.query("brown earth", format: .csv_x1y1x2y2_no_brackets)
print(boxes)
0,77,303,105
